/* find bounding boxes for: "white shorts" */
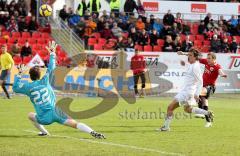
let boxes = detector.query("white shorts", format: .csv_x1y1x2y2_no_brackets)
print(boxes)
174,92,197,106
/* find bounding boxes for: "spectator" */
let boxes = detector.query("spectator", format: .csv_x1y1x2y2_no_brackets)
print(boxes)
204,13,212,28
118,19,128,31
136,0,145,18
229,15,238,28
101,10,110,20
175,12,183,25
163,10,175,26
153,18,163,36
84,16,97,38
20,41,32,58
145,18,152,32
110,0,120,17
119,12,128,24
163,35,174,52
181,35,193,52
100,24,113,39
7,19,18,32
115,36,127,50
17,0,27,11
11,40,21,56
77,0,87,17
210,34,221,53
172,22,181,38
135,17,145,31
230,37,238,53
18,7,27,17
138,29,148,46
124,0,137,16
68,14,81,27
198,20,206,34
87,0,101,17
59,5,69,21
97,16,105,32
28,16,38,32
111,22,122,38
18,16,28,32
126,37,135,49
75,17,85,38
129,27,138,44
149,29,158,46
173,34,182,52
221,38,230,53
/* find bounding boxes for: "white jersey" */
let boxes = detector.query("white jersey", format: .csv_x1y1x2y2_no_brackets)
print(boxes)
180,61,203,96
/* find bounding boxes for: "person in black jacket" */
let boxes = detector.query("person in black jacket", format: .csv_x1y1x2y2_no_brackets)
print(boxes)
59,5,69,21
138,29,148,46
20,41,32,59
210,35,221,53
230,37,238,53
124,0,137,16
221,38,230,53
163,10,175,26
149,29,158,46
163,35,175,52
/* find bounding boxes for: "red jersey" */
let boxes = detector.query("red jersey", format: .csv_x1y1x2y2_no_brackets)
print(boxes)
130,54,146,74
199,58,221,86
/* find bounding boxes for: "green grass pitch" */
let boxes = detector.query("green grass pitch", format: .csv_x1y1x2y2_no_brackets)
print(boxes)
0,95,239,156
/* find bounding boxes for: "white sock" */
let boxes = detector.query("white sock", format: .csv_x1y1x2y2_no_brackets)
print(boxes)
163,116,173,128
77,123,94,133
192,107,209,115
32,121,49,134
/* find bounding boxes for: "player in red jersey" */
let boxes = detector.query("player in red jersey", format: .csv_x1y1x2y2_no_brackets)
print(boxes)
178,51,227,127
130,49,146,97
198,52,227,127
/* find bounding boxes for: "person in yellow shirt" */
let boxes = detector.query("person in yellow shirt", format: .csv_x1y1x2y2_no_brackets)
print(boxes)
0,44,14,99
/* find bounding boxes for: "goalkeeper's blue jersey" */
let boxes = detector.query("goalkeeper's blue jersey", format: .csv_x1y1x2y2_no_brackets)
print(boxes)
13,54,56,118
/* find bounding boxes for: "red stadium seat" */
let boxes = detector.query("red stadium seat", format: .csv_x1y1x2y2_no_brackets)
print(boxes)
23,56,32,64
18,38,27,45
41,33,50,38
22,32,31,38
91,33,101,39
38,50,49,59
0,38,6,44
28,38,36,44
98,38,107,45
144,45,153,52
196,35,204,41
13,56,22,65
153,45,162,52
134,44,143,51
189,35,195,41
194,40,202,46
32,32,41,38
88,38,97,46
157,39,164,46
37,38,46,45
12,32,21,38
8,38,17,44
201,46,210,53
94,44,103,50
2,31,10,37
122,32,129,39
203,40,210,46
233,36,240,43
32,44,42,51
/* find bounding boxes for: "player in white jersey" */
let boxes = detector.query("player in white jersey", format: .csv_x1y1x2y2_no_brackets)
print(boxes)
158,48,214,131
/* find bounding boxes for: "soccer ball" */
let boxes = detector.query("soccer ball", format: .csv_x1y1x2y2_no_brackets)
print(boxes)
39,4,52,17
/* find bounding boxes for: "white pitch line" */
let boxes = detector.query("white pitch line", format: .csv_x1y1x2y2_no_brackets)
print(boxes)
0,129,185,156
